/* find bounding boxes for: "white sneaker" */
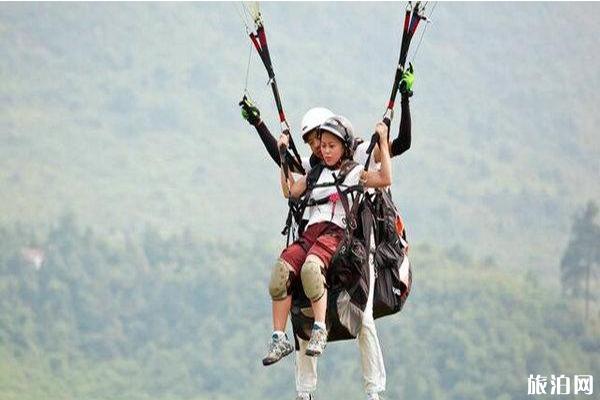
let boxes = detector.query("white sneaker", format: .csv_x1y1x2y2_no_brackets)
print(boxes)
366,393,381,400
296,392,314,400
262,333,294,366
305,325,328,357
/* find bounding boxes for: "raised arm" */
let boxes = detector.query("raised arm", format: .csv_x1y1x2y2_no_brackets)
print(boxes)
369,64,414,162
240,97,281,166
390,94,411,156
240,97,306,174
277,134,307,199
361,122,392,188
256,121,283,167
391,63,415,156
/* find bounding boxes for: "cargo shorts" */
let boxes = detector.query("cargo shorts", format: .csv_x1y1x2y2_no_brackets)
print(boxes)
280,221,344,276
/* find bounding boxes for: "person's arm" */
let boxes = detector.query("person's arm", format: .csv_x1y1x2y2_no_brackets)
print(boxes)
278,134,307,198
279,164,307,199
240,97,282,167
361,122,392,188
391,63,415,157
390,94,411,157
252,120,307,174
241,97,307,173
368,93,410,163
255,121,282,167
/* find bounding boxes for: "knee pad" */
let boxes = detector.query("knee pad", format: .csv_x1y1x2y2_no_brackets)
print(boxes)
269,259,293,301
301,258,326,302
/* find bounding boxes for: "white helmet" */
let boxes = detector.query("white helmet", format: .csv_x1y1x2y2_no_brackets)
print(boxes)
301,107,335,142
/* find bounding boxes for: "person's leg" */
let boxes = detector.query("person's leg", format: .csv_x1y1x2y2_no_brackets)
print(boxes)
311,290,327,323
358,319,386,397
358,232,386,396
302,254,328,324
269,258,296,331
263,254,302,366
300,252,329,357
272,295,291,332
302,228,345,357
295,337,318,397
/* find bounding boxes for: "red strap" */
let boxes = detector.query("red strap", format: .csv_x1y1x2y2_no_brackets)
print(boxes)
257,26,268,48
249,33,261,52
403,9,411,33
410,17,422,35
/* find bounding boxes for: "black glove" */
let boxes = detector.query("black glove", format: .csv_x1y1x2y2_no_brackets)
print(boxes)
239,95,261,126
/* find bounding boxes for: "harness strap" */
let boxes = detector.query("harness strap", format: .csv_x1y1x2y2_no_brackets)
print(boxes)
361,203,374,280
305,185,361,207
333,172,363,233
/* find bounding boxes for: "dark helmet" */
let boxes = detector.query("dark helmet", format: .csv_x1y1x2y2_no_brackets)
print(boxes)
318,115,356,158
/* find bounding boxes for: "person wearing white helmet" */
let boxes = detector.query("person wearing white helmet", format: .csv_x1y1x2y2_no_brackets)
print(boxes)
299,107,335,170
262,115,391,400
241,68,416,400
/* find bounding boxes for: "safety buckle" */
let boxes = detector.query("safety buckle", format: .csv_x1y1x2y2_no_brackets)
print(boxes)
349,218,358,231
383,108,394,122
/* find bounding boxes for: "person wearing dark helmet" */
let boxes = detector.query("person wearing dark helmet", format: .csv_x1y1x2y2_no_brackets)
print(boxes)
292,116,389,400
244,67,415,400
262,115,391,370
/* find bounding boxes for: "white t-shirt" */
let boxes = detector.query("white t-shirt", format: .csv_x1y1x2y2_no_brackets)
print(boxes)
306,164,363,230
353,141,380,172
301,157,312,174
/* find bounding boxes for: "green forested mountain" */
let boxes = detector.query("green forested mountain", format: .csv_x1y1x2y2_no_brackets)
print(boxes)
0,2,599,399
0,3,598,272
0,218,598,400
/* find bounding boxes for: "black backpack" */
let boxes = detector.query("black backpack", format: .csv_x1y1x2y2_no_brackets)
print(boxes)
366,188,412,319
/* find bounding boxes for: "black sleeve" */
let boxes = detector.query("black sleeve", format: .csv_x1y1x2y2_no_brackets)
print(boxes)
256,121,307,174
255,121,281,167
390,94,411,157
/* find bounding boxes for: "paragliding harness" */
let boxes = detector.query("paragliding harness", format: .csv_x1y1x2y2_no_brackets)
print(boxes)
286,0,430,339
356,1,425,320
365,188,412,319
281,139,364,246
289,153,413,345
289,159,374,343
236,2,431,345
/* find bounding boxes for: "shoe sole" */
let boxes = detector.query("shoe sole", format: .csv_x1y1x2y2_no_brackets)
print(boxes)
305,348,323,357
262,347,293,366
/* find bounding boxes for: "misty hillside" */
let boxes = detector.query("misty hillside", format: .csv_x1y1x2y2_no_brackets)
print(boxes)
1,219,597,400
1,2,599,273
